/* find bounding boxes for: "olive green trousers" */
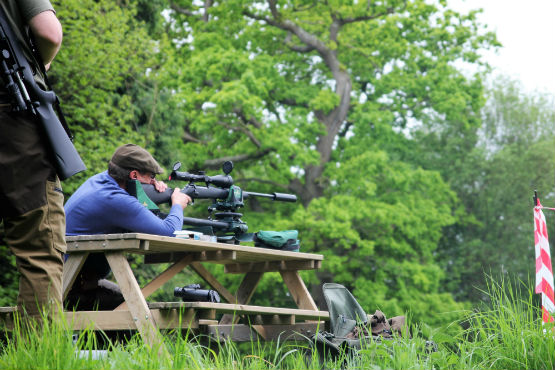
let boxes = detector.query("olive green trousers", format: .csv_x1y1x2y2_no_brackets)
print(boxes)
3,178,66,317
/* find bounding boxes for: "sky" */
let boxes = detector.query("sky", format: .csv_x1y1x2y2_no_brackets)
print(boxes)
451,0,555,95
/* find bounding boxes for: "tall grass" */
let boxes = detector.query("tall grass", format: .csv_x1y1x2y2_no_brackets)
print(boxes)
451,277,555,370
1,278,553,369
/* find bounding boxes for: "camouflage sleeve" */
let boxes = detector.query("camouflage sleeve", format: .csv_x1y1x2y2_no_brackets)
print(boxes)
18,0,55,23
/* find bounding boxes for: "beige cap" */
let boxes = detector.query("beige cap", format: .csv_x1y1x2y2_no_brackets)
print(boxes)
110,144,164,174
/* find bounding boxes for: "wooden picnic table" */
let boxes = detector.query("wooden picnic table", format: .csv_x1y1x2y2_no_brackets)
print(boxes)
61,233,329,346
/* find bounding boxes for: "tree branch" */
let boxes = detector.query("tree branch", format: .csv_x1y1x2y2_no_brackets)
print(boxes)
285,33,315,53
216,120,262,148
181,130,203,144
169,2,196,17
203,0,213,23
233,107,262,129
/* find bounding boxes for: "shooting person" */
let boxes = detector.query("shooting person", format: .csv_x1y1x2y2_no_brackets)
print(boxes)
64,144,192,310
0,0,68,317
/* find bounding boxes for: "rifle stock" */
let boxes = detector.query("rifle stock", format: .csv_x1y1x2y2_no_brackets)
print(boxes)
29,82,87,180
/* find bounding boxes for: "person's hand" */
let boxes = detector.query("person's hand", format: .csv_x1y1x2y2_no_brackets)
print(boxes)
152,179,168,193
171,188,192,209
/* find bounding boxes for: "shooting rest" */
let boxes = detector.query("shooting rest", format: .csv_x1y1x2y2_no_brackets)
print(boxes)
39,233,326,347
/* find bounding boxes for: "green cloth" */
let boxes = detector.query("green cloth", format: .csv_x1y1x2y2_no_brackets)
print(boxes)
130,180,159,211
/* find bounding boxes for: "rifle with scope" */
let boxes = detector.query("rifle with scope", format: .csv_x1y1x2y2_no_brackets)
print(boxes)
142,161,297,240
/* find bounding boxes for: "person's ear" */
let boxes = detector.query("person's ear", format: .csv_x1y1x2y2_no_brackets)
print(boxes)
129,170,139,180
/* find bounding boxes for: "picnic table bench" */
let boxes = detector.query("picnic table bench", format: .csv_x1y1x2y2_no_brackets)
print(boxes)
52,233,328,346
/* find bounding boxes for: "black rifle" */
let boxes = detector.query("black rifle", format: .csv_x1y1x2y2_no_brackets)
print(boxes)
0,7,86,180
142,161,296,237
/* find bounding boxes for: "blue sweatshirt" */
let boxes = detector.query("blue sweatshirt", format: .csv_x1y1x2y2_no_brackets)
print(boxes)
64,171,184,280
65,171,183,237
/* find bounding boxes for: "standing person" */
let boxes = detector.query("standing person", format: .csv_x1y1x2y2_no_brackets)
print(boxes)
64,144,191,310
0,0,65,317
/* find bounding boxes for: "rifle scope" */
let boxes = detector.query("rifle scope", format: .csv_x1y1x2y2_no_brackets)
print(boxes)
169,161,234,188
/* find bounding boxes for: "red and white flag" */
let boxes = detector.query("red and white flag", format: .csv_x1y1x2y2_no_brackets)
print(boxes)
534,199,555,323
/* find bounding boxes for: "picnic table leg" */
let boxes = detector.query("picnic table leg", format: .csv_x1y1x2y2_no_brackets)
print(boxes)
115,255,195,311
105,251,165,350
62,253,89,300
190,262,236,303
280,270,318,311
219,271,263,325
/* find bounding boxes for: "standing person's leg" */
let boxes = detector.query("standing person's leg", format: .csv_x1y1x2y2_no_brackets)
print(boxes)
0,111,66,318
3,177,66,317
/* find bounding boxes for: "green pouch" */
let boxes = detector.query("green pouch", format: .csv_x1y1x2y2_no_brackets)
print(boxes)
255,230,298,248
127,179,159,211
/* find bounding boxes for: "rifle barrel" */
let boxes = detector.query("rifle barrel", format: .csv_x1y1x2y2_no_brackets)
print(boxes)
244,191,297,202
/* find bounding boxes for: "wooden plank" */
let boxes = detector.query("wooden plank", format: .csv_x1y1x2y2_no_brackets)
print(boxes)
224,260,321,274
107,233,322,259
148,302,329,321
198,319,219,326
145,250,237,264
151,308,197,329
66,233,324,264
280,271,318,311
189,262,236,303
115,254,194,311
105,251,164,348
65,308,198,330
0,307,16,329
219,271,263,325
234,272,264,305
66,310,136,330
62,253,89,300
198,309,216,320
66,238,142,252
144,252,188,264
245,314,295,325
196,250,237,262
67,233,141,241
205,322,326,342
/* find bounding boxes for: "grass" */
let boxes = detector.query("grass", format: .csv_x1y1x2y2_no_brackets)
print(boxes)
1,278,553,369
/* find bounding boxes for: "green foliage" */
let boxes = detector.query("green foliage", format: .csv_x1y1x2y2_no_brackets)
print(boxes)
50,0,156,193
410,77,555,302
149,0,497,327
0,246,17,307
291,149,465,325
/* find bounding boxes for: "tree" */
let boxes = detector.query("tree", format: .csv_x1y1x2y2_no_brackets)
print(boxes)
412,77,555,301
152,0,498,204
50,0,158,193
141,0,496,323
